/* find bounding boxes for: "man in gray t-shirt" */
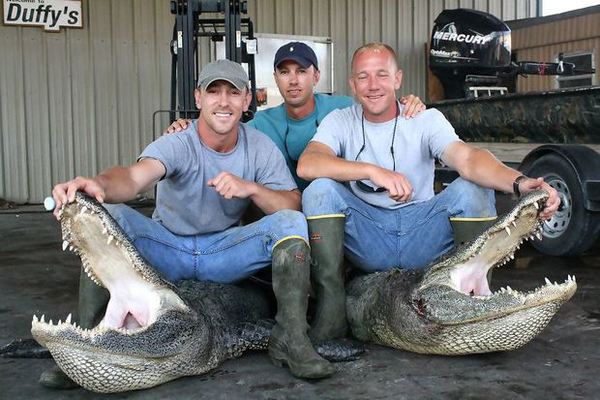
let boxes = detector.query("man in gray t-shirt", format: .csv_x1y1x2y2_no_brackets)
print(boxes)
298,43,560,279
43,60,334,389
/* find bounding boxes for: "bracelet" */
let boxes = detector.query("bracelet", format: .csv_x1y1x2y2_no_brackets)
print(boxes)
513,175,527,197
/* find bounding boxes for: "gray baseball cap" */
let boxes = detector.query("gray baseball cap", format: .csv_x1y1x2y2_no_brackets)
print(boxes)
197,59,249,90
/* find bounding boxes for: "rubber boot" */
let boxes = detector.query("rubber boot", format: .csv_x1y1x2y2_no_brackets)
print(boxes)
39,269,109,389
307,216,347,341
268,239,335,379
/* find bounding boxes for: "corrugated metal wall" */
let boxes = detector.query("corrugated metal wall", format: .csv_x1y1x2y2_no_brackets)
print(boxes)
510,10,600,92
0,0,174,203
0,0,536,203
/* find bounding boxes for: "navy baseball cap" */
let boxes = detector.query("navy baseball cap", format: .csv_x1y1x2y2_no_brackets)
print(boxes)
273,42,319,70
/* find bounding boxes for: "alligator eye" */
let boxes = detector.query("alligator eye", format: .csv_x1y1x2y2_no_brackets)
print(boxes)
413,299,426,316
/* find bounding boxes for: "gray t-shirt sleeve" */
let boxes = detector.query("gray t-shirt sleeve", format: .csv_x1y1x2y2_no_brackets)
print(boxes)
425,108,462,160
138,134,188,179
310,109,348,156
252,132,298,191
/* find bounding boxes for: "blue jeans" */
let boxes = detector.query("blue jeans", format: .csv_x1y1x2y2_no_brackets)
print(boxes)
302,178,496,272
104,204,308,284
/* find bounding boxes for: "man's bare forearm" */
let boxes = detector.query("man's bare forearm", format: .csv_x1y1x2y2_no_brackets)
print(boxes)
250,184,302,214
94,167,145,203
455,147,521,193
297,150,375,182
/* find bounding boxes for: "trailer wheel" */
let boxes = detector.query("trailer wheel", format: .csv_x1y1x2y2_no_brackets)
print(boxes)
525,153,600,256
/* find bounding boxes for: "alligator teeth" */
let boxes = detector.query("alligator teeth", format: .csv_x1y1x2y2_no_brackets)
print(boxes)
534,202,539,210
102,226,108,235
79,206,88,215
66,313,72,324
41,315,46,323
545,277,551,285
536,231,543,240
107,235,114,245
62,240,69,251
512,221,517,227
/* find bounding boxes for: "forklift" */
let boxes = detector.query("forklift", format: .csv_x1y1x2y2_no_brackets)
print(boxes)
169,0,258,122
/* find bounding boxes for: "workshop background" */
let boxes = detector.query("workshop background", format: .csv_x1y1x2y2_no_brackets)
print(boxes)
0,0,567,204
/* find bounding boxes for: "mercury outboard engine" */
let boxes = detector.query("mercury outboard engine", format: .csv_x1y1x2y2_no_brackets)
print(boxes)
429,9,589,99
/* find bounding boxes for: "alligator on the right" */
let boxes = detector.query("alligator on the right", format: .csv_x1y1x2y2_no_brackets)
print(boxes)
347,190,577,355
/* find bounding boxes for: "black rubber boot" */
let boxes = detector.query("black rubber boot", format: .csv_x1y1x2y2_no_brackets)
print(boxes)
268,239,335,379
39,269,109,389
307,216,347,341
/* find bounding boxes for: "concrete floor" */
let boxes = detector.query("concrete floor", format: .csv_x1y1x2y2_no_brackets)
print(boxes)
1,201,599,400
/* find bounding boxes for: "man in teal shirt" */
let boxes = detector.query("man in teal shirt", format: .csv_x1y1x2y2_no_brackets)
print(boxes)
165,42,425,343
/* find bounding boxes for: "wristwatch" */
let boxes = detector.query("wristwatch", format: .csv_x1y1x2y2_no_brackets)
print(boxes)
513,175,527,197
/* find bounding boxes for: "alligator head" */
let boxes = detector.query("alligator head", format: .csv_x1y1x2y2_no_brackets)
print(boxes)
31,193,270,392
346,190,577,355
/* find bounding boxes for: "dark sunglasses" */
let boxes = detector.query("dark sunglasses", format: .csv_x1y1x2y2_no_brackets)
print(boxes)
355,180,387,193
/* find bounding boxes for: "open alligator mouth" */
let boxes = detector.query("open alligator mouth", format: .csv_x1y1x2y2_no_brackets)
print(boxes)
31,193,197,392
32,193,187,339
347,190,578,355
421,190,577,308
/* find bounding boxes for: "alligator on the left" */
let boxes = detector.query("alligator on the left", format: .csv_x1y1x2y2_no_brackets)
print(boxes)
29,192,275,393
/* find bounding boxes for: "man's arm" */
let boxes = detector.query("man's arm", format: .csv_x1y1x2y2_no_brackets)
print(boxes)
297,142,413,203
51,158,166,218
207,171,301,214
442,141,560,219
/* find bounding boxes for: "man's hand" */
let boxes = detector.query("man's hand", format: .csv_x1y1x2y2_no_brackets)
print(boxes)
399,94,426,119
208,172,256,200
163,118,191,135
519,177,561,220
368,166,413,203
51,177,105,219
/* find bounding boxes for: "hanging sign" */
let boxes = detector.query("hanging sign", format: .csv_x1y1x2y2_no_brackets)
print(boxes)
3,0,82,31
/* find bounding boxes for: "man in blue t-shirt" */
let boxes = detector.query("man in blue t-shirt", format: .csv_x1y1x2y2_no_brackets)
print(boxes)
297,43,561,315
41,60,334,389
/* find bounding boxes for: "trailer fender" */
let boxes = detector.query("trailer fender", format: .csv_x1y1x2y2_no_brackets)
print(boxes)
519,144,600,212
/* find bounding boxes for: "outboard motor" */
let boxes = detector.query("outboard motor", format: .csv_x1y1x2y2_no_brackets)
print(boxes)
429,9,512,99
429,9,592,100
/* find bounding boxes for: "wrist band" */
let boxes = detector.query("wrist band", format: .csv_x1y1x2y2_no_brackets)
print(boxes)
513,175,527,197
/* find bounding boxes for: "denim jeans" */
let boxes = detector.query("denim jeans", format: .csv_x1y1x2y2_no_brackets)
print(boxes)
104,204,308,284
302,178,496,272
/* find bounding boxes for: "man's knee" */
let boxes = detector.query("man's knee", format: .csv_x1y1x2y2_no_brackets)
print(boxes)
267,209,308,238
302,178,345,216
102,203,129,222
102,203,137,236
446,178,496,217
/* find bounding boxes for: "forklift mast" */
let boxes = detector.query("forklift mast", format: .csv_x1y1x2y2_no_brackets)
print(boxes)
169,0,257,121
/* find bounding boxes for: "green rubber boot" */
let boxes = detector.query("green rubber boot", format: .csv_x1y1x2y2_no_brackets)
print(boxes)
39,269,109,389
307,215,347,341
268,239,335,379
